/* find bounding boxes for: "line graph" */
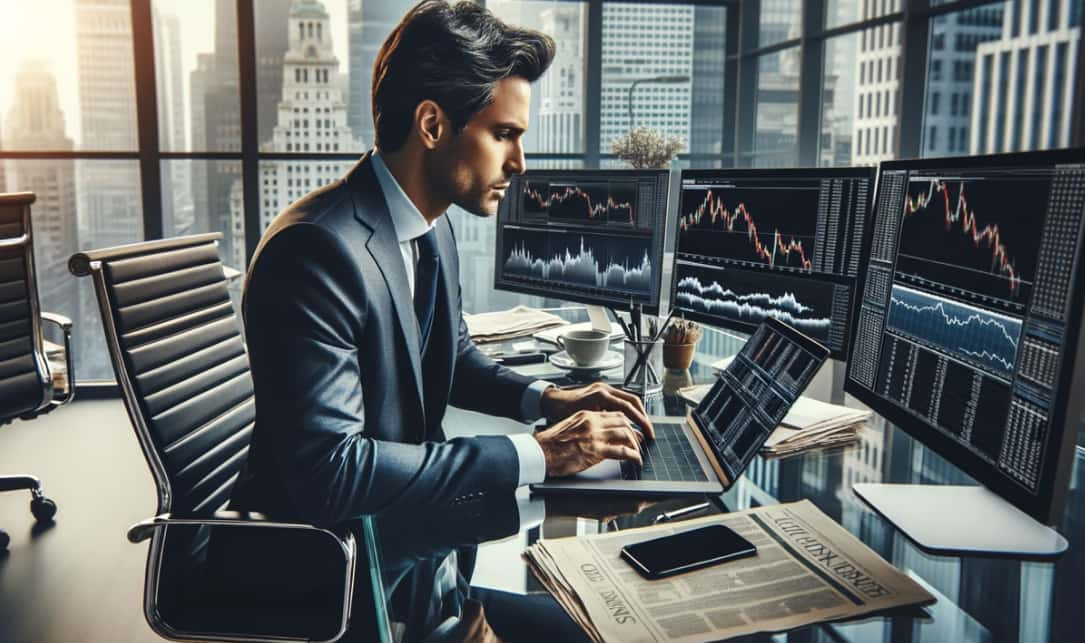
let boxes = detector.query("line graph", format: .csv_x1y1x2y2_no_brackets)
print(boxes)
896,176,1047,312
677,186,818,271
523,180,637,225
674,263,834,342
886,284,1022,377
501,228,653,295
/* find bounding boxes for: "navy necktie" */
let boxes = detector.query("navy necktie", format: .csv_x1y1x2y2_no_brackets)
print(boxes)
414,228,440,349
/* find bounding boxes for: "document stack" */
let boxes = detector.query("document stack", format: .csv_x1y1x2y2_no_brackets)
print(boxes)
463,305,566,343
677,384,870,457
523,500,934,643
761,397,870,458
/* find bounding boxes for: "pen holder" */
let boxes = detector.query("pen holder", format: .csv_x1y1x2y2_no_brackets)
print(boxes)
622,338,663,396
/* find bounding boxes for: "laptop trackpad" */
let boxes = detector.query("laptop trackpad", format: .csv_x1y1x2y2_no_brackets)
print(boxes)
563,459,622,481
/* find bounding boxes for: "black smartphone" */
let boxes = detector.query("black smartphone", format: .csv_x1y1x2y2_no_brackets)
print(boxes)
620,524,757,579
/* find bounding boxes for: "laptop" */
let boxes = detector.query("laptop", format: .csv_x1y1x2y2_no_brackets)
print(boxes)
531,318,830,495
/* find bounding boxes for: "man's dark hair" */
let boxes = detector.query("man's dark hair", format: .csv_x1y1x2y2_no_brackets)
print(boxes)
372,0,556,152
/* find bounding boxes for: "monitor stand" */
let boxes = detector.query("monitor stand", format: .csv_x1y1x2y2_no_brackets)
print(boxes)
853,483,1068,556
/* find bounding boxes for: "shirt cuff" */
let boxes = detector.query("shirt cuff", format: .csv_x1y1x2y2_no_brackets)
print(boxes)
514,486,546,530
520,379,555,422
507,433,547,486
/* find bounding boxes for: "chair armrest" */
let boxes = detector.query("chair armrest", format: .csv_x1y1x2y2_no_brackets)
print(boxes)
126,510,353,549
40,312,75,407
40,312,73,331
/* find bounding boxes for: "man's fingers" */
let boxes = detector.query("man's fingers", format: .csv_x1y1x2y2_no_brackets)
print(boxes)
601,425,641,452
598,443,642,466
601,394,654,439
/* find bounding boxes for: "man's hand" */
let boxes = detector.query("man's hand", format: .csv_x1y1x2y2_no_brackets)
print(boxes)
540,382,654,439
534,410,644,478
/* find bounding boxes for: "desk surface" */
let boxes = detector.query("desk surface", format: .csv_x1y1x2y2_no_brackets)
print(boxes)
375,308,1085,643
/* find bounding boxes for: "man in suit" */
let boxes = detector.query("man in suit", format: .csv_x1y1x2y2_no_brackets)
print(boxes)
235,1,654,639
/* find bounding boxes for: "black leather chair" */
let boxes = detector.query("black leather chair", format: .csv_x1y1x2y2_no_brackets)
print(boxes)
70,233,391,642
1,192,74,550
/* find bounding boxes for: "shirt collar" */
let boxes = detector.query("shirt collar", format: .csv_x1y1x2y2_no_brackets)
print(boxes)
371,150,434,243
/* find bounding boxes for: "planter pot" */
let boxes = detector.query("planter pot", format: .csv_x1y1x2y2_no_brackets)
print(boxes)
662,342,696,370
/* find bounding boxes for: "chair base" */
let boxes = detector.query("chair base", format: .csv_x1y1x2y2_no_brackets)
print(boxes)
0,475,57,550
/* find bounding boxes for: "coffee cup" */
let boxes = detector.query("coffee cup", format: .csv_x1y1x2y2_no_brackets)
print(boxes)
556,329,610,366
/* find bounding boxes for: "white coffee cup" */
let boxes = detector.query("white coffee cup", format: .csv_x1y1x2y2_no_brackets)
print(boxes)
556,329,610,366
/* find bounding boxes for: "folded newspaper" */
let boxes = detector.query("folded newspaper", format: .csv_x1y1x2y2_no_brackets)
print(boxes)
524,500,934,642
678,384,869,457
463,305,567,343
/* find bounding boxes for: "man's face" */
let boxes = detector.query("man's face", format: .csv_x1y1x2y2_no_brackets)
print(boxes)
431,76,530,217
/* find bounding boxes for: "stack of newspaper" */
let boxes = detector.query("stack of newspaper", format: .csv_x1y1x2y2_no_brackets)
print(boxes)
463,305,567,343
524,500,935,643
761,397,870,457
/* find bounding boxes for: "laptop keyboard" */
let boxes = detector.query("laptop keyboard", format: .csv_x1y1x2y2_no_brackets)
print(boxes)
621,422,710,482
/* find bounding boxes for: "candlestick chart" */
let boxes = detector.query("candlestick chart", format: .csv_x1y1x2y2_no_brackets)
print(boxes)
676,185,818,271
895,176,1048,313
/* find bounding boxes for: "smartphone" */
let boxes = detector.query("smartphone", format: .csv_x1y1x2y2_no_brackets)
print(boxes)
620,524,757,579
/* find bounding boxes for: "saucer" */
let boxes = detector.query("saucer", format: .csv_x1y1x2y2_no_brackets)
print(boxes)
548,349,623,373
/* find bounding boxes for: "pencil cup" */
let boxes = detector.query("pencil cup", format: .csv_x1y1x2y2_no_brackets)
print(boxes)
622,338,663,396
662,342,697,370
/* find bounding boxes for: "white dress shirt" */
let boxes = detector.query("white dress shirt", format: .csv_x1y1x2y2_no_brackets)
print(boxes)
369,152,549,486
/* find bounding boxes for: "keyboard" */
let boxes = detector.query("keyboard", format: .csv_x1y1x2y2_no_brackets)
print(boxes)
621,422,710,482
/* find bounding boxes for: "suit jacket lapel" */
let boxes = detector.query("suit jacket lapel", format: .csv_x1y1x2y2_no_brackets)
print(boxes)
346,153,426,418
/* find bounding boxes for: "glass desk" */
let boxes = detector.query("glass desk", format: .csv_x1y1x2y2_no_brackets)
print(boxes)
372,309,1085,643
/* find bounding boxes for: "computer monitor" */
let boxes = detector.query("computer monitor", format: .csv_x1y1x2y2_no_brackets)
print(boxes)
845,149,1085,555
494,169,671,311
670,167,876,359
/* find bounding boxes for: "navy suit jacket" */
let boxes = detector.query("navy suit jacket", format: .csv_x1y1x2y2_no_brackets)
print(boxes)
231,152,536,526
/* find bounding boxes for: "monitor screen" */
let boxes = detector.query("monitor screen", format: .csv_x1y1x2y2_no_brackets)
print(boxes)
845,149,1085,522
671,168,875,358
494,169,671,310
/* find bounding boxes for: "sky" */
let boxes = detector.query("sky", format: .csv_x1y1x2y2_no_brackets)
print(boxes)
0,0,350,148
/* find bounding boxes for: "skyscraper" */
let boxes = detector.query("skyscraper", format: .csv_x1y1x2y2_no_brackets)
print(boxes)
851,0,903,164
3,60,79,326
690,6,727,157
600,4,694,153
970,0,1081,154
228,0,359,269
154,8,195,236
535,4,586,154
924,6,1004,157
347,0,414,149
75,0,142,379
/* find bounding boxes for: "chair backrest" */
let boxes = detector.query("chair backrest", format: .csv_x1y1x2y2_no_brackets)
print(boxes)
0,192,50,422
69,233,253,516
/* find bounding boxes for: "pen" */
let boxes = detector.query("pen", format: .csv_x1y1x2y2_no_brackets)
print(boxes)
608,306,633,341
653,501,711,524
650,308,677,344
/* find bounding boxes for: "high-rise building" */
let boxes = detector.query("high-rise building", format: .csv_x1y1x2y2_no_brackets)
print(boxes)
347,0,414,150
535,4,585,154
75,0,142,379
970,0,1081,154
154,8,195,236
690,6,727,157
3,60,79,327
924,6,1004,157
600,4,694,153
189,0,290,267
851,0,903,164
228,0,359,269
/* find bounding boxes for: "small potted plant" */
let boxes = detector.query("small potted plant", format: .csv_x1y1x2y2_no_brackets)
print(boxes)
661,319,702,370
612,126,684,169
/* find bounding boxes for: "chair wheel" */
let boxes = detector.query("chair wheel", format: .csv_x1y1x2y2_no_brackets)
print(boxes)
0,529,9,549
31,497,57,522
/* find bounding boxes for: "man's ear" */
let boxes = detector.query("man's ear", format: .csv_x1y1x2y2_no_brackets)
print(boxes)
415,100,447,150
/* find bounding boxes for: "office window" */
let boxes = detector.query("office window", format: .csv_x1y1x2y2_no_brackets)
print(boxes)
918,1,1083,158
160,159,244,279
255,0,416,154
599,3,725,156
827,0,868,29
2,159,143,381
759,0,801,48
752,48,800,167
1,0,138,152
491,1,588,154
155,0,243,151
821,33,861,166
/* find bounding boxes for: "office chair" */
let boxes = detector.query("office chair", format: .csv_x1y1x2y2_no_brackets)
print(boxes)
1,192,74,551
70,233,391,643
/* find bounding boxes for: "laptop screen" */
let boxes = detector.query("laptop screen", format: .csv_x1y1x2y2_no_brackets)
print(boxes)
691,318,830,482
